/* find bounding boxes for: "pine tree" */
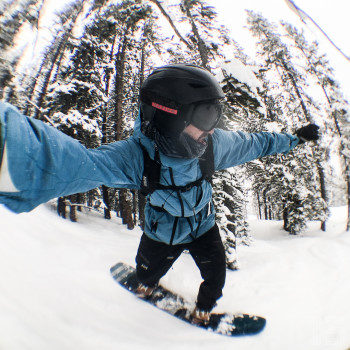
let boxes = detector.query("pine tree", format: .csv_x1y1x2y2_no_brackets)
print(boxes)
281,22,350,231
213,58,268,266
103,0,153,229
0,0,44,99
179,0,230,69
41,0,154,225
212,168,249,270
147,0,192,50
44,10,108,220
32,1,85,121
246,11,328,234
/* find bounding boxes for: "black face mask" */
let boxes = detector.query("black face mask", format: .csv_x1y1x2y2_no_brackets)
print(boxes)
154,129,207,159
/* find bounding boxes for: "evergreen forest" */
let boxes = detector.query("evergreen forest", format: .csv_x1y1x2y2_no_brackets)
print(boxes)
1,0,349,269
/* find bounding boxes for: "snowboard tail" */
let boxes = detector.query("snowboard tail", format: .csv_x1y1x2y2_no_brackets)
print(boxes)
110,262,266,336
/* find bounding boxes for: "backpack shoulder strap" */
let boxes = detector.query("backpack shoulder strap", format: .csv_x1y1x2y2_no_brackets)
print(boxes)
199,134,214,181
139,142,161,196
139,134,215,197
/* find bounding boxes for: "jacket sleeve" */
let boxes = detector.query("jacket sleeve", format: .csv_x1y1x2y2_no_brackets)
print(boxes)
0,102,143,213
212,128,300,171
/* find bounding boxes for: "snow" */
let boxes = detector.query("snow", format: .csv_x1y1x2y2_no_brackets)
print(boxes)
217,59,267,115
218,59,263,94
1,203,350,349
51,110,102,139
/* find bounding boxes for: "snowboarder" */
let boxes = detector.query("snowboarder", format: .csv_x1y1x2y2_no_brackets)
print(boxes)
0,64,319,324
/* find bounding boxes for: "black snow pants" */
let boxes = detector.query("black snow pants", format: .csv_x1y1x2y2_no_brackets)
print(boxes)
135,223,226,312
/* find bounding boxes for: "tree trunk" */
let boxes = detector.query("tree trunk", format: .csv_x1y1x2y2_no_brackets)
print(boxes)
119,189,134,230
345,163,350,231
69,204,77,222
149,0,192,49
283,204,289,232
23,64,44,115
317,161,327,231
33,35,68,120
112,33,134,228
57,197,67,219
137,29,147,231
98,35,118,220
102,185,111,219
132,190,137,225
76,193,82,212
264,194,268,220
182,1,209,69
33,2,84,120
256,192,262,220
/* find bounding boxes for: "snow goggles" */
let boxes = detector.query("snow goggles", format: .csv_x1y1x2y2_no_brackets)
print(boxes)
185,100,223,131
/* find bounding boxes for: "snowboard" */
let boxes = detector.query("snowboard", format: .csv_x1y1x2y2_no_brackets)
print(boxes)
110,262,266,337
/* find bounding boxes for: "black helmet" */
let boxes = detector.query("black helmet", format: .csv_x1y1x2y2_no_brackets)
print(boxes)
140,64,225,136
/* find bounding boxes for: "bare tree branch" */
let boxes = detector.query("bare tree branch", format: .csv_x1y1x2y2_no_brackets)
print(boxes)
148,0,193,50
24,97,56,127
284,0,350,62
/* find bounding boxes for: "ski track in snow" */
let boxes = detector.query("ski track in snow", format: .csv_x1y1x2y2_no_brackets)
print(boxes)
1,203,350,350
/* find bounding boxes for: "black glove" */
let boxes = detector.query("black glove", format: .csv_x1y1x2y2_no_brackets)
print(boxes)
295,124,319,144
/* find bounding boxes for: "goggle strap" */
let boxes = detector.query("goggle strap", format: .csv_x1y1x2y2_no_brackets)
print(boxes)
152,102,178,115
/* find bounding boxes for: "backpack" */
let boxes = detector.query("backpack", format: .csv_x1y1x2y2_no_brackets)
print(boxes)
140,135,215,196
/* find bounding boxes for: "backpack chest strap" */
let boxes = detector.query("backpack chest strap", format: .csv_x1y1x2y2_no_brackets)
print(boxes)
140,134,214,196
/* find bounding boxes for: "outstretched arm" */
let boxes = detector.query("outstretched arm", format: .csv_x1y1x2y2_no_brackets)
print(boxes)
212,128,300,171
0,102,143,213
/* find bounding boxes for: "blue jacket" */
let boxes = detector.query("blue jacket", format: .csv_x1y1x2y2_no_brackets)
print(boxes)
0,102,299,244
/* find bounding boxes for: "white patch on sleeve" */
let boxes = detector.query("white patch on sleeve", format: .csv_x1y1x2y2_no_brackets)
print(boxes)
0,142,19,192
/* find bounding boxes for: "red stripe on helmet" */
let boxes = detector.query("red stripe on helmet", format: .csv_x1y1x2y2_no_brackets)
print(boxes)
152,102,178,115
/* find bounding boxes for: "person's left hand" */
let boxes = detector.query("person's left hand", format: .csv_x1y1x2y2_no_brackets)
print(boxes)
295,124,320,144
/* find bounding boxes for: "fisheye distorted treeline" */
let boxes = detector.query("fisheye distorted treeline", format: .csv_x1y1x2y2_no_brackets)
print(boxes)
1,0,349,269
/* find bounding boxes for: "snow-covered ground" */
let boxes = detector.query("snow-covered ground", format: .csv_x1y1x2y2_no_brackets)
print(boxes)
1,203,350,350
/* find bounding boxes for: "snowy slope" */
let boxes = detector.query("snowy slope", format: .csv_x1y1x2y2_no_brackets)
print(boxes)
1,203,350,350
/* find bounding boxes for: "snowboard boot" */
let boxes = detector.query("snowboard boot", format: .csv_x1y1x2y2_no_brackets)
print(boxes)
190,307,210,325
135,283,155,299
